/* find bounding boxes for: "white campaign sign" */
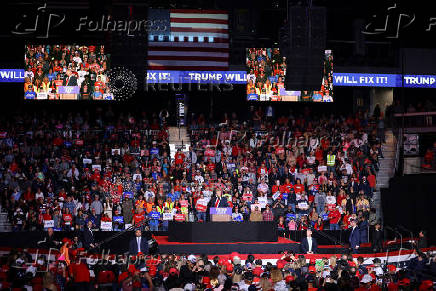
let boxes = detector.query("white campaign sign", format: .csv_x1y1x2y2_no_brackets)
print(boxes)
101,221,112,231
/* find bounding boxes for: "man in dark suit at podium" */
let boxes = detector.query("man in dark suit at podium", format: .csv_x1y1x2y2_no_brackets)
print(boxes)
210,190,228,208
129,230,149,255
63,69,78,86
300,228,318,254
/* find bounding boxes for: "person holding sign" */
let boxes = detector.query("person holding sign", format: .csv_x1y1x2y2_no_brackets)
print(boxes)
195,194,208,222
300,229,318,254
148,206,161,231
129,229,149,255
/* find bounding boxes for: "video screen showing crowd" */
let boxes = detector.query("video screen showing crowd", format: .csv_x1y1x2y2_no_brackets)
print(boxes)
246,48,333,102
24,44,113,100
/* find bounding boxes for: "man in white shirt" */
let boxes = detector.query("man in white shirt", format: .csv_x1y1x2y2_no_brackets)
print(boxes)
300,229,318,254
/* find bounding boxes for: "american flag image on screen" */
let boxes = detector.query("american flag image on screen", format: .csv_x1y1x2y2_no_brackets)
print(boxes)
147,9,229,71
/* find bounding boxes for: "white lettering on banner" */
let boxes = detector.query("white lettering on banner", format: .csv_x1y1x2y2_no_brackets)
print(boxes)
0,70,24,80
214,208,228,215
404,76,436,85
44,220,54,228
163,213,173,220
101,221,112,231
147,72,157,80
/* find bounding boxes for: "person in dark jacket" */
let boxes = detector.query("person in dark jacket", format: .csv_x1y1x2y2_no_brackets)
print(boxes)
37,227,60,249
300,229,318,254
83,220,95,250
417,230,428,249
371,222,383,252
349,219,361,253
358,217,369,243
129,229,149,255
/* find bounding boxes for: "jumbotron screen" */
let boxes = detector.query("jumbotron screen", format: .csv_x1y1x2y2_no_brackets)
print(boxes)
24,44,113,100
246,48,333,102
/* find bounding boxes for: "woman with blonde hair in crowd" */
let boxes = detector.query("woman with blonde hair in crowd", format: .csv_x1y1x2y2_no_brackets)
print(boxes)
271,268,287,290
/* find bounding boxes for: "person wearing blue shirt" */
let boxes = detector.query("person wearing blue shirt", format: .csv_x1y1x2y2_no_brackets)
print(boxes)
25,85,37,99
148,206,161,231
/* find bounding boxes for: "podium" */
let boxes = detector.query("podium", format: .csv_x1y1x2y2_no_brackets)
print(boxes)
210,208,232,222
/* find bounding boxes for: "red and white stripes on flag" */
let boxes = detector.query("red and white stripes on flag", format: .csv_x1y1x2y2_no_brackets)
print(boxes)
147,9,229,71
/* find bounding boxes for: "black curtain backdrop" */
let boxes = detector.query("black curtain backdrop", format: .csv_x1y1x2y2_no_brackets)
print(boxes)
381,174,436,245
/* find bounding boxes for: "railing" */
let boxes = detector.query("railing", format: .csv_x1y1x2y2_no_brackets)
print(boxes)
394,111,436,131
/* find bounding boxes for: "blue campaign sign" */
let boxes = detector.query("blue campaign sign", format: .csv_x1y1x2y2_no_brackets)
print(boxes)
123,191,134,199
332,73,402,87
0,69,25,82
113,216,124,223
404,75,436,88
150,212,161,220
146,70,247,84
282,193,288,200
286,213,296,220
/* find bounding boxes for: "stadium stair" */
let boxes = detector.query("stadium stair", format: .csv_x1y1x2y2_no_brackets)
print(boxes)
372,130,396,222
168,126,191,159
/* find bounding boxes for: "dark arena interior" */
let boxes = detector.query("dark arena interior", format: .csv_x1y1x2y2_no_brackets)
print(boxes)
0,0,435,290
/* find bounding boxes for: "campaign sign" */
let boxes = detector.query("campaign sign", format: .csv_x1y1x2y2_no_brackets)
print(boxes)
113,216,124,223
150,212,161,220
258,197,268,208
101,221,112,231
123,191,134,199
209,207,232,215
318,166,327,172
44,220,54,228
272,192,281,200
163,213,173,221
92,164,101,171
286,213,296,220
58,86,80,94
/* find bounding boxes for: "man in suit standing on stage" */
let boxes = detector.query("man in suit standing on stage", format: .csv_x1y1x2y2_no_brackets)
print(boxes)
83,220,95,250
300,228,318,254
129,229,149,255
349,219,361,253
63,69,78,86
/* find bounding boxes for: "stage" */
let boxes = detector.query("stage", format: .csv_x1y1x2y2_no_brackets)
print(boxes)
156,236,353,254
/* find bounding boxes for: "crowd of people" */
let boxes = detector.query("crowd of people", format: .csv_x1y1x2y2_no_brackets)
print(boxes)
0,106,382,245
1,247,435,290
246,48,333,102
24,44,113,100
